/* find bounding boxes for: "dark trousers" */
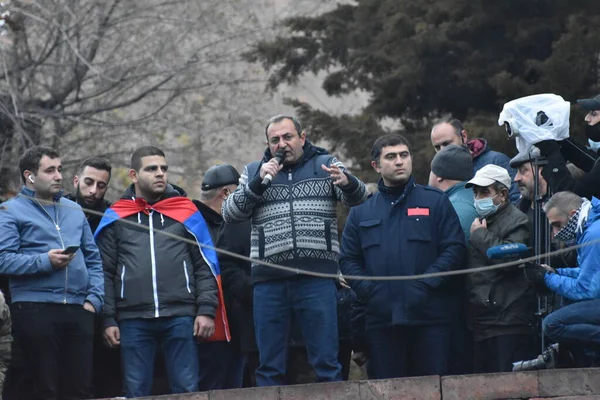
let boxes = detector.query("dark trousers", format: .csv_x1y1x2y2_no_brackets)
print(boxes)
197,341,246,391
119,316,199,398
9,302,94,400
473,334,536,373
91,317,123,398
253,277,342,386
367,325,450,379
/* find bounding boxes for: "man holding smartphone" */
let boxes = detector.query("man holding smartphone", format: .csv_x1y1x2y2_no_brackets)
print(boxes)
0,146,104,400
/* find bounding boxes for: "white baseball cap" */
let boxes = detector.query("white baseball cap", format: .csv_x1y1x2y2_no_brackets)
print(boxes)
465,164,511,190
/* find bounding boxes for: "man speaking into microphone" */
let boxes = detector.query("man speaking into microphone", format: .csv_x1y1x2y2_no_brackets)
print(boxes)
222,114,368,386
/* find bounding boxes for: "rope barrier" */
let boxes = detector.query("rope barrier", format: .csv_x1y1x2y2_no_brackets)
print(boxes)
9,194,593,282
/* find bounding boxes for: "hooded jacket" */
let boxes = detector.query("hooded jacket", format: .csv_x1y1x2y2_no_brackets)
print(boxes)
0,186,104,312
544,197,600,301
96,184,218,328
222,141,368,283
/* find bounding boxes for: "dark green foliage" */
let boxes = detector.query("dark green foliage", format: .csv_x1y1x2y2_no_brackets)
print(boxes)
246,0,600,184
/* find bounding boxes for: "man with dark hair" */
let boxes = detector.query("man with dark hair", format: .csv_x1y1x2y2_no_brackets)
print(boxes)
465,165,536,373
193,164,251,391
0,146,104,400
340,133,466,379
64,157,118,398
65,157,112,233
430,117,520,204
222,115,367,386
95,146,229,398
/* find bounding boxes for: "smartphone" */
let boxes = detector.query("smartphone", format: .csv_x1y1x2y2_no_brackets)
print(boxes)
62,245,80,255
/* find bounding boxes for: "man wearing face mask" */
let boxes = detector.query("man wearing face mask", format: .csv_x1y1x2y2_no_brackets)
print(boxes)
535,94,600,199
465,164,537,373
524,192,600,366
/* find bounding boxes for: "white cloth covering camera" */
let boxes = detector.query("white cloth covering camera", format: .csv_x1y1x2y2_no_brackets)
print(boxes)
498,93,571,154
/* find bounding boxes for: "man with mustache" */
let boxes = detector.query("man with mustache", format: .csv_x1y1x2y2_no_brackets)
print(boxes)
222,115,367,386
65,157,112,233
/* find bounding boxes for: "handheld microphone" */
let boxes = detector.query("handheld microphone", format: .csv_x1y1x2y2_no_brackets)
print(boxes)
486,243,531,260
261,150,286,187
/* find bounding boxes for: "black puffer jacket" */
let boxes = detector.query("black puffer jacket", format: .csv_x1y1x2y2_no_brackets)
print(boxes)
97,185,218,328
467,203,536,341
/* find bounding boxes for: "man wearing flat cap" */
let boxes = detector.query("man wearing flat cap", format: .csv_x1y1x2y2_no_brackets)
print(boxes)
465,164,536,373
534,93,600,199
193,164,252,391
193,164,241,241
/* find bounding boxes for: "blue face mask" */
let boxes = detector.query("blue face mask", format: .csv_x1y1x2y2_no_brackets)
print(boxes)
588,139,600,153
474,195,499,218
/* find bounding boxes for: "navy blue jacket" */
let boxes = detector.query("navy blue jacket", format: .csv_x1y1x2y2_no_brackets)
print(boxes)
340,178,467,330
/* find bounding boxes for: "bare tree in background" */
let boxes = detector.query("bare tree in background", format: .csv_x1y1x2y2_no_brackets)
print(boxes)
0,0,273,197
0,0,355,200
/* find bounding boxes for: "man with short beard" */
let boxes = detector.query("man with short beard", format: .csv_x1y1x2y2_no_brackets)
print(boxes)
510,147,548,220
95,146,228,398
65,157,112,233
65,158,119,398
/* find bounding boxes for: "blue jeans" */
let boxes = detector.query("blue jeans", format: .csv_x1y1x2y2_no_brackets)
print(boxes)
253,276,342,386
543,299,600,346
197,341,246,391
119,316,199,398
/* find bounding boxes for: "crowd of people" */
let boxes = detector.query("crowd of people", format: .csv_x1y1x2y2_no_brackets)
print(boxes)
0,95,599,399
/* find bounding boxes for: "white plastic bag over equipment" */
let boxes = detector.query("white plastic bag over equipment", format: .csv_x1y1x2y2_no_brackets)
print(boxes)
498,93,570,154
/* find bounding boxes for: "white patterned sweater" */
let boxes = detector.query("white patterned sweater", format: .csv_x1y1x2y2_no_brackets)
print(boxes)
222,144,368,282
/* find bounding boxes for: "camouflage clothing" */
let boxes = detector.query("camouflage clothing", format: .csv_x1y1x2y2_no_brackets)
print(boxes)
0,291,12,399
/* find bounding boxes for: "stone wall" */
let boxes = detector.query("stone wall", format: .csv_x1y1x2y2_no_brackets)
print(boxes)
107,368,600,400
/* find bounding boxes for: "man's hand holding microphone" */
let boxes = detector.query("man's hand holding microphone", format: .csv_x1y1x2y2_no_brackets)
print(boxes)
260,150,286,187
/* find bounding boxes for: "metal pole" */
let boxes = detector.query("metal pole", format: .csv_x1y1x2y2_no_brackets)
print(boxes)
531,156,552,353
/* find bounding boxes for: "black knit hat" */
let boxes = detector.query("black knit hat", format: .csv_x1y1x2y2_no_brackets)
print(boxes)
431,145,473,181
